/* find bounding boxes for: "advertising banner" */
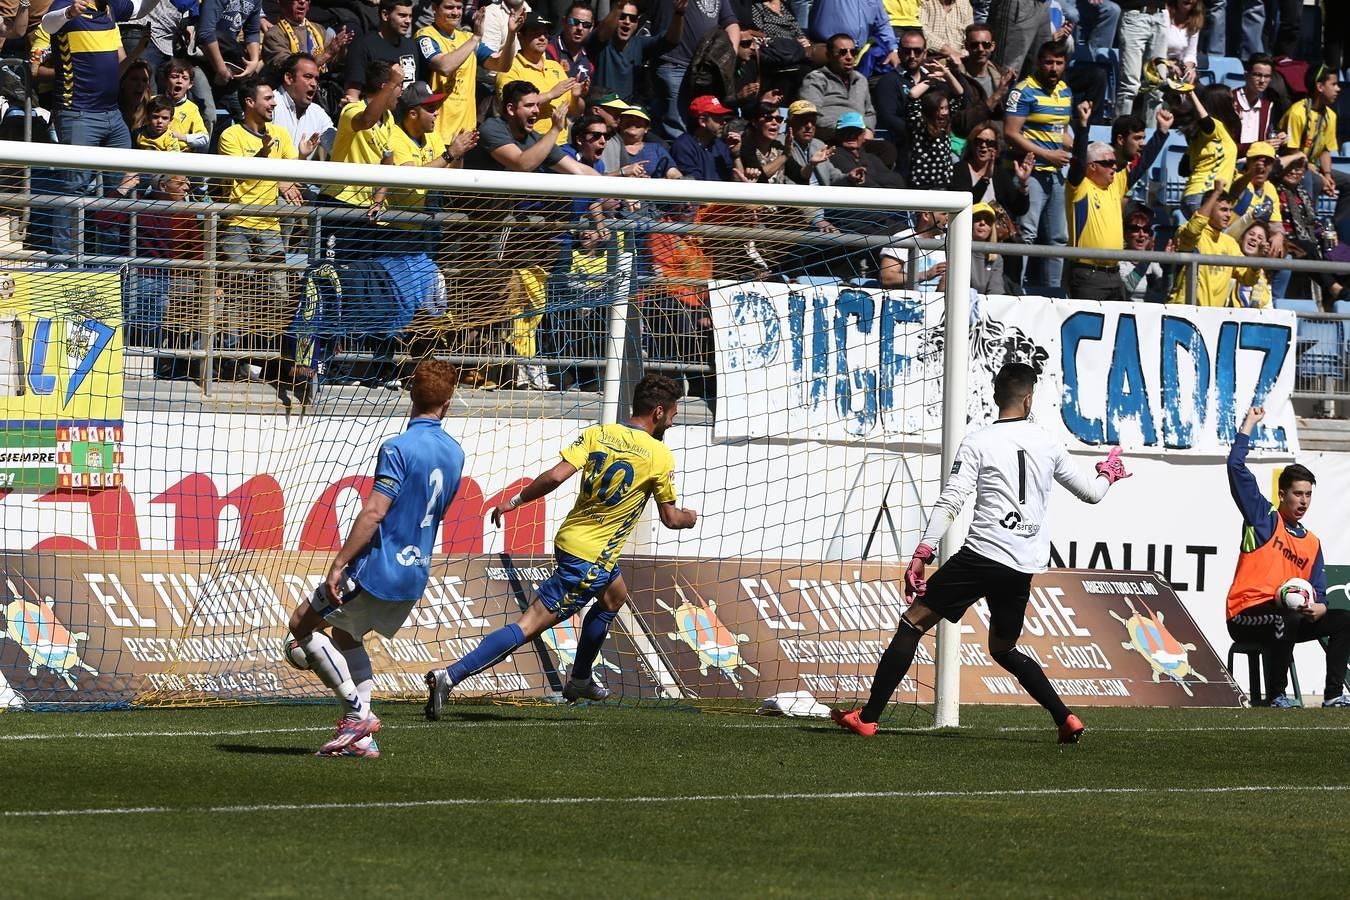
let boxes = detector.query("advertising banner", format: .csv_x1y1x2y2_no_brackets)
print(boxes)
0,552,1241,709
0,270,125,490
980,295,1299,455
709,283,1299,456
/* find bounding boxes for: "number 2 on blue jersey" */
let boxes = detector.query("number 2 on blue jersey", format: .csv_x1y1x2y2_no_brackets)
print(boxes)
420,468,444,528
580,450,634,507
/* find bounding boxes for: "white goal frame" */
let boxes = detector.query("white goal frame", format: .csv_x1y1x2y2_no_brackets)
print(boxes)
0,141,972,727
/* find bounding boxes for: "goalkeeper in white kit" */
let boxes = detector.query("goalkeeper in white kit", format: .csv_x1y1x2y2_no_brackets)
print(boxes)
832,362,1132,743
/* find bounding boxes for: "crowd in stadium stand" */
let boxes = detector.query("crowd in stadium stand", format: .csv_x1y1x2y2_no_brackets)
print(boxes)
4,0,1350,387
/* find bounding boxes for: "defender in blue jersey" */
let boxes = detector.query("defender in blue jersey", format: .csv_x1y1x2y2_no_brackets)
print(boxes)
287,360,465,757
424,375,698,719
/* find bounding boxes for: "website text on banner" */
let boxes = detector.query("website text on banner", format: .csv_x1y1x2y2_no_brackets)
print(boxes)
710,285,1299,455
0,553,1240,709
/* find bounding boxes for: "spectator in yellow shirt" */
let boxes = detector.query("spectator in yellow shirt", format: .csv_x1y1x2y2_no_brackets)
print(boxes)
216,78,319,358
1180,83,1239,217
384,81,478,250
416,0,521,147
327,60,404,259
1229,221,1274,309
496,12,583,144
1280,66,1347,227
134,96,190,152
1169,179,1262,306
155,58,209,152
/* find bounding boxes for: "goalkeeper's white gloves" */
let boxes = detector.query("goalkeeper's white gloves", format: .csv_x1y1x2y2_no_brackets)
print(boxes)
1095,447,1131,485
905,544,935,599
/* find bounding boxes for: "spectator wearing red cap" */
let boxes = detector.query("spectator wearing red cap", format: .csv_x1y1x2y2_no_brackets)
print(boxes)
672,95,742,181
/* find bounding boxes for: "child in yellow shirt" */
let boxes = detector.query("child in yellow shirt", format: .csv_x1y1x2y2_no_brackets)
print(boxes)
156,58,209,152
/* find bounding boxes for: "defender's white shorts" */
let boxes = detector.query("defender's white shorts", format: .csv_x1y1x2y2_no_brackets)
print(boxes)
310,583,414,639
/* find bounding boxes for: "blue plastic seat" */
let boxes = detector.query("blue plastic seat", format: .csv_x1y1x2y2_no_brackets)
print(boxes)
1155,143,1187,207
1277,298,1345,380
1205,56,1244,83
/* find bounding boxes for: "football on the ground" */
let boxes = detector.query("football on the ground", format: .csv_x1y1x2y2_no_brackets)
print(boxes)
1278,578,1316,611
282,637,310,670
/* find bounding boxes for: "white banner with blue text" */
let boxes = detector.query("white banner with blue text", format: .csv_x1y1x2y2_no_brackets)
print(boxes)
710,283,1299,456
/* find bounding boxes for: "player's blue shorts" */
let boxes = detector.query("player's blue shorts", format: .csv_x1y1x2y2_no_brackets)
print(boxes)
537,550,618,619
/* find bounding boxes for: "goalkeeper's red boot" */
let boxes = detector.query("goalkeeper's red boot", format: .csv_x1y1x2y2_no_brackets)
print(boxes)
831,707,877,737
1058,714,1086,744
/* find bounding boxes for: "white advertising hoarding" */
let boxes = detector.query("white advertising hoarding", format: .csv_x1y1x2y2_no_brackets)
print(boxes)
710,283,1300,456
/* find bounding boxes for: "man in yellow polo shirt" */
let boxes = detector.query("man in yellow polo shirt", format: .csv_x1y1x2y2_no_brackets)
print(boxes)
496,11,582,144
326,59,404,259
217,78,319,359
386,81,477,251
1168,179,1262,307
416,0,521,147
1065,99,1165,302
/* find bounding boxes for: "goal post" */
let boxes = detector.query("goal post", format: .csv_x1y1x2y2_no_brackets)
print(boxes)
0,140,969,724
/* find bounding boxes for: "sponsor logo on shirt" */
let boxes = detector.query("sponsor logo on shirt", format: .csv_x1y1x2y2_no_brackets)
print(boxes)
396,545,428,567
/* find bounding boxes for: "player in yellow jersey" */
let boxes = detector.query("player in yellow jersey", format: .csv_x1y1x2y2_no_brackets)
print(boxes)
425,375,698,717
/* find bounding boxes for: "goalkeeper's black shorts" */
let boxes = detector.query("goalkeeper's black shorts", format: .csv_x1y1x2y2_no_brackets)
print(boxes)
923,547,1034,642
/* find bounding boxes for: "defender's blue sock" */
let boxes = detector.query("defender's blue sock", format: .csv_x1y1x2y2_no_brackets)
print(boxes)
571,605,617,682
448,623,526,686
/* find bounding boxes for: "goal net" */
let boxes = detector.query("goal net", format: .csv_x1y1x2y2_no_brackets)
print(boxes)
0,142,971,724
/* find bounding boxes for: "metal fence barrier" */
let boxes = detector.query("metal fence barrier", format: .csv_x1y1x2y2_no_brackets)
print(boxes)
1,187,1348,412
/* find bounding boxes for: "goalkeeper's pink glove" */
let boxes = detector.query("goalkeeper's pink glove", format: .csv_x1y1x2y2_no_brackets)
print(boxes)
905,544,935,599
1095,447,1132,485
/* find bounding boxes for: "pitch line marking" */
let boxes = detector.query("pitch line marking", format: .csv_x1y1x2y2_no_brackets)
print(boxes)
5,784,1348,819
0,720,592,742
709,722,1350,733
995,725,1350,734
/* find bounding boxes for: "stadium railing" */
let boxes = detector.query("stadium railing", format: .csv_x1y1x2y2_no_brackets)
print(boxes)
2,183,1349,413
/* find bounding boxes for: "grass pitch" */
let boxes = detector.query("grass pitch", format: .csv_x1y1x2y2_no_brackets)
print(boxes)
4,702,1348,898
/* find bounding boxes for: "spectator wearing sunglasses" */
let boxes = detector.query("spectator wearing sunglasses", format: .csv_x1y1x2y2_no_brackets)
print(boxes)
953,23,1017,135
1119,202,1171,302
589,1,686,102
1065,99,1155,302
806,0,899,71
547,1,596,80
798,33,875,135
736,103,789,183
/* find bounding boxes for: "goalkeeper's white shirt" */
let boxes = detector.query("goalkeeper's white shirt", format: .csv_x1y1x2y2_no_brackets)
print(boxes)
919,416,1111,574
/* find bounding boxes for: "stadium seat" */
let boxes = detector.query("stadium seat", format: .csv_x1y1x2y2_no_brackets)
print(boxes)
1221,72,1245,93
1205,56,1244,83
1276,297,1346,380
1156,143,1187,208
1227,641,1302,706
1089,124,1113,145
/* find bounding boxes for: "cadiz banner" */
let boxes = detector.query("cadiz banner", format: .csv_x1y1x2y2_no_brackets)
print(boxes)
981,295,1299,455
0,270,125,490
0,554,1240,709
709,283,1299,455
